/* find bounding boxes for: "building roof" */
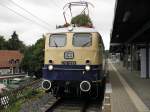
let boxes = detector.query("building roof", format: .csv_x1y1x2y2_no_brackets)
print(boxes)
47,27,98,34
0,50,23,68
110,0,150,52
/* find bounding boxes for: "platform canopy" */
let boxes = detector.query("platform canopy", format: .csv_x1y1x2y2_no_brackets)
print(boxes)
110,0,150,52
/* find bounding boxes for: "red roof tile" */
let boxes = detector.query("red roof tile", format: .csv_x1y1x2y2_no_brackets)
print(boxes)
0,50,23,68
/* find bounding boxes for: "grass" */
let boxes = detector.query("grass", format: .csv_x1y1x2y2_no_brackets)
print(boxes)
2,88,45,112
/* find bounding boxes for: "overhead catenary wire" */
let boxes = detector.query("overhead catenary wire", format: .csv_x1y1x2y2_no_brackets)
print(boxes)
0,3,50,30
51,0,61,9
8,0,52,27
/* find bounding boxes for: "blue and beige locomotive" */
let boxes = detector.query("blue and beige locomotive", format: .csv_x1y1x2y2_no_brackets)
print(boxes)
42,26,106,97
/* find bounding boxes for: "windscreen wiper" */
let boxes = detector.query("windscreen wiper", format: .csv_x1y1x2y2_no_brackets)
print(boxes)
81,41,91,47
54,40,58,47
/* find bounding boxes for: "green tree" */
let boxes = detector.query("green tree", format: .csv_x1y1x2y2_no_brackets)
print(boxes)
32,38,45,78
0,36,7,49
71,14,93,27
7,31,26,52
21,37,45,78
20,46,34,74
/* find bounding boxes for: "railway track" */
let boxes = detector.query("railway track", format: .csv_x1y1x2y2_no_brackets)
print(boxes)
43,78,110,112
45,97,102,112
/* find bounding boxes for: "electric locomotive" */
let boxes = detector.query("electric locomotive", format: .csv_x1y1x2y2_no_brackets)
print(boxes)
42,26,106,97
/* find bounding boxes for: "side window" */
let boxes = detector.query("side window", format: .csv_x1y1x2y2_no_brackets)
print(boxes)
49,34,66,47
73,33,92,47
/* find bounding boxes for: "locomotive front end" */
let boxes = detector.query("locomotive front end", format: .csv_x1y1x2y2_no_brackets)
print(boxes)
42,27,105,97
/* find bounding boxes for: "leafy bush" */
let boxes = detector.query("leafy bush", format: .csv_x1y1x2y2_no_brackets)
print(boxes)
71,14,93,27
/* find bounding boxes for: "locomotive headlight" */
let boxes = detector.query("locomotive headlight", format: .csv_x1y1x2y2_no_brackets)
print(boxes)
48,65,53,71
68,26,73,31
85,65,90,71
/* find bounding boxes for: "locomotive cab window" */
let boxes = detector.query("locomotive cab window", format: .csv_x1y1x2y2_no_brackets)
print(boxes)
49,34,66,47
73,33,92,47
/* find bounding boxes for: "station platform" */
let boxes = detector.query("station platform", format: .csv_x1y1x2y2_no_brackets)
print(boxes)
108,60,150,112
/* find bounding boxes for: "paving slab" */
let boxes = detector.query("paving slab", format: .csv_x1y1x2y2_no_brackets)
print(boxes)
114,61,150,109
109,61,139,112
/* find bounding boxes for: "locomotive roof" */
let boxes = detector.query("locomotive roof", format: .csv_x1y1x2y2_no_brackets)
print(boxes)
48,27,98,33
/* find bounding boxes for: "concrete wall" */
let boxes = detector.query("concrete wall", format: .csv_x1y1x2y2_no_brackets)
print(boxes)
0,68,10,75
0,67,21,75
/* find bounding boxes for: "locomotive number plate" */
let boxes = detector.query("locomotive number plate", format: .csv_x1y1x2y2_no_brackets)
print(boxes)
62,61,76,65
64,51,74,59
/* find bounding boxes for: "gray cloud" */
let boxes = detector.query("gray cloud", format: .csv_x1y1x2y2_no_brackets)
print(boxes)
0,5,25,23
0,0,115,49
22,0,54,7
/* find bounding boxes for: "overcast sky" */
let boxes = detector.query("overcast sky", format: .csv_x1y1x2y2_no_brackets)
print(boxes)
0,0,115,49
